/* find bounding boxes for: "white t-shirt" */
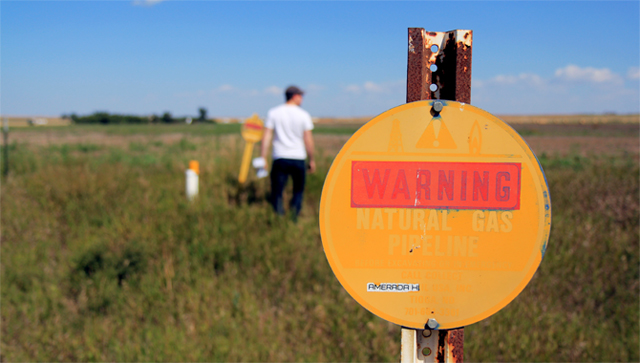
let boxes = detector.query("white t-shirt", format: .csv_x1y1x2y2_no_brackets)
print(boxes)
265,103,314,160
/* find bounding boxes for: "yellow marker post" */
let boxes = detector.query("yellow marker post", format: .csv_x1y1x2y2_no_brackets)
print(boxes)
238,114,264,184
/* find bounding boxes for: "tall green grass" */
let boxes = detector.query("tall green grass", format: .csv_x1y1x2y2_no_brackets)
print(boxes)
1,137,638,362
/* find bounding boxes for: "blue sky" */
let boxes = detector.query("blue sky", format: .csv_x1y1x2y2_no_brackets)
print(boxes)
2,1,639,118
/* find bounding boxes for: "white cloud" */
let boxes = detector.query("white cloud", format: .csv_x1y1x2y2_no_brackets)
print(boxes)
160,69,637,117
305,84,325,92
343,80,404,94
344,84,361,93
478,65,625,90
363,81,384,92
628,67,640,80
472,65,638,114
132,0,165,6
264,86,282,95
554,64,622,84
216,84,234,93
491,73,544,87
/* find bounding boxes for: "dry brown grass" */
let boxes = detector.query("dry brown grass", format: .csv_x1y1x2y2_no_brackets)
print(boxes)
0,116,71,127
5,122,639,163
498,114,639,124
314,114,640,125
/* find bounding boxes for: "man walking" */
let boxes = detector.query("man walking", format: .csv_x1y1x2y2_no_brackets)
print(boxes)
260,85,315,219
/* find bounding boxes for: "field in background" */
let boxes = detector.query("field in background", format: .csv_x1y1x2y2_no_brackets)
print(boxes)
0,116,71,128
1,121,638,361
314,113,639,124
3,112,638,128
6,121,639,159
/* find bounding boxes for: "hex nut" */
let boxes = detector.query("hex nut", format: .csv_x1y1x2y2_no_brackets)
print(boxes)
432,101,444,113
427,318,439,329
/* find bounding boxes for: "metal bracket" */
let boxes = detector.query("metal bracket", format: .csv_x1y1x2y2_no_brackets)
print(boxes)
401,328,464,363
407,29,473,104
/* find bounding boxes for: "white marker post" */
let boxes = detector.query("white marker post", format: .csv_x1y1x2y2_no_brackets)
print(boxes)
186,160,199,201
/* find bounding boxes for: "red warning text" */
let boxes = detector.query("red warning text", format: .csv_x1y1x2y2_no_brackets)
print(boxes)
351,161,521,210
243,123,263,131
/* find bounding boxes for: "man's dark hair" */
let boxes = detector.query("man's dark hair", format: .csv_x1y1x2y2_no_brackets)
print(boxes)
285,86,304,101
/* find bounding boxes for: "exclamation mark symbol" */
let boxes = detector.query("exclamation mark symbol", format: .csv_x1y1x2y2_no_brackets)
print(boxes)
432,118,441,147
415,115,456,149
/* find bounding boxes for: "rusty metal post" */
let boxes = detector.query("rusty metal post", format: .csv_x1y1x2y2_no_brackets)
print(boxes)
402,327,464,363
401,28,472,363
407,28,472,104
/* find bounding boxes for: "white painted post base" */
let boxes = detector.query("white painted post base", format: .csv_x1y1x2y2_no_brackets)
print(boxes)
186,169,198,201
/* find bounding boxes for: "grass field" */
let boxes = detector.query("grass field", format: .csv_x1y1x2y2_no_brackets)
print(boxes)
1,121,638,362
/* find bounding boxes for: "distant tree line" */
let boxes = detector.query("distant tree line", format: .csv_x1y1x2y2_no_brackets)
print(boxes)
65,108,215,124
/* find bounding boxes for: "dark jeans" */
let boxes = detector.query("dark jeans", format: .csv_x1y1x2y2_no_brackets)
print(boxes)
270,158,306,216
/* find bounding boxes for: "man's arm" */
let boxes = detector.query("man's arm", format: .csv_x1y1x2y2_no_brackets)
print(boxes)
261,128,273,161
303,129,316,173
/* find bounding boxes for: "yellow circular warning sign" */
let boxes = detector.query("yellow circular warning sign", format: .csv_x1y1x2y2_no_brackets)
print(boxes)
241,113,264,143
319,100,551,330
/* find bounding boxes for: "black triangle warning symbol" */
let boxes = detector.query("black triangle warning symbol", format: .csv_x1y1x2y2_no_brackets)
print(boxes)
416,118,456,149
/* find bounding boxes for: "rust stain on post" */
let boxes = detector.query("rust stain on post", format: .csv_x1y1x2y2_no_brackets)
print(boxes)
407,28,429,103
448,328,464,362
427,328,463,363
437,330,448,362
406,29,473,104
